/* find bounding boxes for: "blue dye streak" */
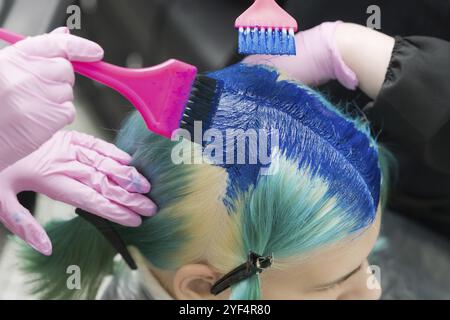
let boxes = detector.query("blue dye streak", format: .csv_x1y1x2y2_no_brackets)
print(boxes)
206,64,381,226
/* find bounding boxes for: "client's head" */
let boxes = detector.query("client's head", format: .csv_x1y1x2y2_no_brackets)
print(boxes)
22,64,390,300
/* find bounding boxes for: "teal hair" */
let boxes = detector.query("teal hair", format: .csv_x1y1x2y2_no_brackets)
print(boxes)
21,64,392,300
21,114,195,299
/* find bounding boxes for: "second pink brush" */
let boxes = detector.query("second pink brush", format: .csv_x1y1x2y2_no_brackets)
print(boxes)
236,0,298,55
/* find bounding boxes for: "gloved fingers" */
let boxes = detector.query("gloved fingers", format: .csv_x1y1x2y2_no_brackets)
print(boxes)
55,83,74,103
10,51,76,86
69,131,133,165
73,145,151,194
37,57,75,85
48,177,143,227
61,161,156,217
0,197,52,255
50,27,70,35
15,32,104,62
36,82,74,104
58,101,77,125
243,22,358,90
320,21,358,90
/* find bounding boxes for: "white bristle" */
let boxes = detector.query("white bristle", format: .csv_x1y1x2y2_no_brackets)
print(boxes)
237,23,296,55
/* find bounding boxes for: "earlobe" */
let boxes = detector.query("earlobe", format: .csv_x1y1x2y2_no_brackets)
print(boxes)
173,264,221,300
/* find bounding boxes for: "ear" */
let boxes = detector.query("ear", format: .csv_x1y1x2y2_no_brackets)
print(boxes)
172,264,224,300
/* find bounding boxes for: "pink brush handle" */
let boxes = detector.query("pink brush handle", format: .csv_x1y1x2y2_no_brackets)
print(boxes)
235,0,298,31
0,28,144,91
0,28,198,138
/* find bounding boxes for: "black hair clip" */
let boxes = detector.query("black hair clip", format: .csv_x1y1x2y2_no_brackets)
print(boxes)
210,251,273,295
75,208,137,270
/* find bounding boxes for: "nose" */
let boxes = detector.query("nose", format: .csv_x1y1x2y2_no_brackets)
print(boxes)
339,283,382,300
337,261,382,300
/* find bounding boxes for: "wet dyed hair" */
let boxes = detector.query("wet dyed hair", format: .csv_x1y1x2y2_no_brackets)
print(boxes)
22,64,390,299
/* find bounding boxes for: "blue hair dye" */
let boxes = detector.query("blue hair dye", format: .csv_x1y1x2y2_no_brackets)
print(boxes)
238,29,296,55
206,64,381,230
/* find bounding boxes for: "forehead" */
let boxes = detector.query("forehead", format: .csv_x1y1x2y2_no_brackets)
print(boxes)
262,207,382,290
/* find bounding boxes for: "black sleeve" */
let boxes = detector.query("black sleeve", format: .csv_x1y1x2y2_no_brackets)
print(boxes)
364,36,450,174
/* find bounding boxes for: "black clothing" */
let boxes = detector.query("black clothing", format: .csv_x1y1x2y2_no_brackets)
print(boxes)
365,36,450,237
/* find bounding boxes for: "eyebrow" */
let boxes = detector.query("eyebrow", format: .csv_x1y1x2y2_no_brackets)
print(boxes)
315,264,363,290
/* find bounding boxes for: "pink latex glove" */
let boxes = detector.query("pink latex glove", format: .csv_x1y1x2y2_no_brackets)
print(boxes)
243,21,358,90
0,131,157,255
0,27,104,171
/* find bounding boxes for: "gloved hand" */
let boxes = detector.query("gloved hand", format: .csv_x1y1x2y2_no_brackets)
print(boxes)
0,27,104,171
0,131,157,255
243,21,358,90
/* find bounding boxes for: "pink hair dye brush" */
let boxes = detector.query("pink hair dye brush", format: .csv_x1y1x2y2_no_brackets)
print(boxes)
0,28,221,139
236,0,298,56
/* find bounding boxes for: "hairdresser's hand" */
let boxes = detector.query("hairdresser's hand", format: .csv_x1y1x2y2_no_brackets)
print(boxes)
243,21,358,90
0,27,104,172
0,131,157,255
